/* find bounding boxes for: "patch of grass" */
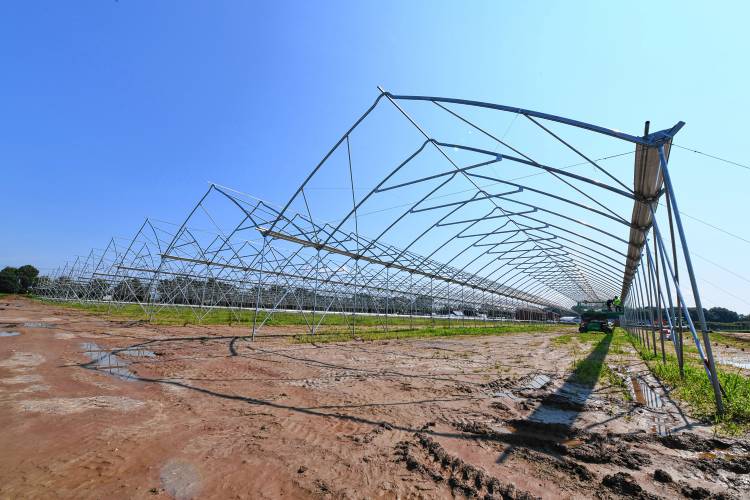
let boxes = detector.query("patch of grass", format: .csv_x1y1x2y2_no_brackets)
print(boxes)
570,332,613,385
625,328,750,434
553,331,604,346
292,323,568,344
552,334,574,345
710,331,750,349
38,299,575,335
605,365,633,401
608,329,630,354
565,329,633,402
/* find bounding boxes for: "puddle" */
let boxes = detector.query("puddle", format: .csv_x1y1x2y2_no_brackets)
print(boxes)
518,373,552,390
717,357,750,370
160,460,201,500
23,322,53,328
638,379,663,409
0,331,21,337
80,343,137,381
630,375,666,435
492,389,519,400
527,405,578,425
118,348,156,358
630,376,646,405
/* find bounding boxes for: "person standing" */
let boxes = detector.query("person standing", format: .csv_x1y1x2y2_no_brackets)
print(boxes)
613,296,623,312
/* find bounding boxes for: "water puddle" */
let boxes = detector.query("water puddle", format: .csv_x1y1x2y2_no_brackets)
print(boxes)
492,389,519,400
23,322,53,328
639,379,663,409
0,331,21,337
80,343,137,381
630,375,666,435
118,347,156,358
160,460,201,500
630,376,645,404
717,357,750,370
527,405,578,425
518,373,552,390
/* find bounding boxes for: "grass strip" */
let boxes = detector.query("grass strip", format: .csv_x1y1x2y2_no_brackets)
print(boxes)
36,299,573,337
293,323,570,344
625,328,750,434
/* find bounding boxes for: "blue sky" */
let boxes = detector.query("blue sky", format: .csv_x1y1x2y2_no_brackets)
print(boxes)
1,1,748,313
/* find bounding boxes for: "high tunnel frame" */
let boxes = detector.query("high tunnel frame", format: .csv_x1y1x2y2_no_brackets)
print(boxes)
35,89,723,413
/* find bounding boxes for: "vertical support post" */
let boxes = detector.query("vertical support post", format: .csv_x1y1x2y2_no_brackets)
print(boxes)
657,145,724,415
645,243,659,356
252,237,267,341
642,261,654,352
312,249,319,335
385,266,389,333
637,269,650,349
654,231,666,363
352,258,358,336
666,186,685,377
637,274,646,345
461,286,465,329
650,225,680,354
431,278,435,328
409,272,414,331
346,135,359,338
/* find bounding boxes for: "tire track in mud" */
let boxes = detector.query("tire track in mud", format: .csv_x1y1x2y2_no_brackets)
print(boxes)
6,297,749,499
217,409,405,497
395,433,542,499
449,416,747,499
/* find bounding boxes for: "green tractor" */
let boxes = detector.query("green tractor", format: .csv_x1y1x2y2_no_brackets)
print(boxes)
576,301,622,334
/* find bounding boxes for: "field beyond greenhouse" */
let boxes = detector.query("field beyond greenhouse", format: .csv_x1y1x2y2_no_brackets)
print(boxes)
2,295,750,499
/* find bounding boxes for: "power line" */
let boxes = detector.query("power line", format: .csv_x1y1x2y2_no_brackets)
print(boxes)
700,277,750,309
668,206,750,245
673,143,750,172
693,252,750,285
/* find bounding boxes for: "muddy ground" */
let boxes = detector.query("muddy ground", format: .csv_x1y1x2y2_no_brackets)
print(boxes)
1,296,748,499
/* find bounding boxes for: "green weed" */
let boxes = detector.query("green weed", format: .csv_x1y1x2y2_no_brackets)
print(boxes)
292,323,567,344
626,328,750,434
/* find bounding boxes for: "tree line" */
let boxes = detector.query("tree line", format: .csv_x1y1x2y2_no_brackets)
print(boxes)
626,305,748,324
0,265,39,294
2,264,747,324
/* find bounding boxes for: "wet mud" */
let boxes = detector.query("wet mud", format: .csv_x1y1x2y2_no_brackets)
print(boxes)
1,296,749,499
395,434,540,500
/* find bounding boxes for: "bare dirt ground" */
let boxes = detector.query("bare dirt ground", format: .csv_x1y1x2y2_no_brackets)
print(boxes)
1,296,748,499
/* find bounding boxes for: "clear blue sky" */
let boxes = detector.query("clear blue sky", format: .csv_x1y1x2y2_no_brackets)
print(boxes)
1,1,748,313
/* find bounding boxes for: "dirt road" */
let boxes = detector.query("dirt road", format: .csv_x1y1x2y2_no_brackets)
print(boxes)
1,296,746,499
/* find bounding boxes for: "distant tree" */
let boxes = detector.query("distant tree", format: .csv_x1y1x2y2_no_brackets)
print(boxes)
687,307,708,323
0,267,19,293
16,265,39,293
686,306,744,324
706,306,740,323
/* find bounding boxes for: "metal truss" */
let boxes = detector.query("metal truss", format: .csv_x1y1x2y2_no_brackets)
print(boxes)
34,89,725,412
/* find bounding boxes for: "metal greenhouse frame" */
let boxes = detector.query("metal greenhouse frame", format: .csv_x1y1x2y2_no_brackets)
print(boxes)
36,88,724,413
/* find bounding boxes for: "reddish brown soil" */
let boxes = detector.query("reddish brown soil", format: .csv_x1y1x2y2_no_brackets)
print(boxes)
1,296,747,499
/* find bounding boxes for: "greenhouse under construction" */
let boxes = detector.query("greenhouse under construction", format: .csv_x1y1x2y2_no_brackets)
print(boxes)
34,89,726,412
